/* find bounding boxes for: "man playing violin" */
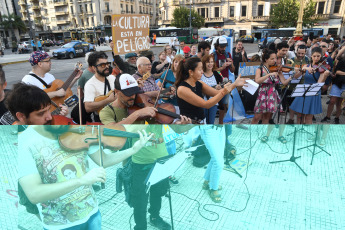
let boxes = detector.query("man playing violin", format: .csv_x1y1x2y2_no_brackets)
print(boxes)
99,73,192,125
6,83,68,125
133,57,160,98
22,51,80,99
18,124,152,230
319,41,334,95
84,51,116,121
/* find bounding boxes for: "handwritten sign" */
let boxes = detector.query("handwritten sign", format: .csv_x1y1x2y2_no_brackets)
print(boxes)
239,62,261,79
111,14,150,55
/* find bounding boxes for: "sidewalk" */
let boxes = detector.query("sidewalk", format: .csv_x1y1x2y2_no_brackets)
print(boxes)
0,46,113,65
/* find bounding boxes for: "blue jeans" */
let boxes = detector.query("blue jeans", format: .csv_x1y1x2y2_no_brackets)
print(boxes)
44,210,101,230
200,126,225,190
204,105,218,124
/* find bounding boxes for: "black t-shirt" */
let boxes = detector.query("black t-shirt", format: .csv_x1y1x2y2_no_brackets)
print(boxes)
232,47,247,76
177,81,205,121
334,59,345,87
151,61,169,75
0,89,10,125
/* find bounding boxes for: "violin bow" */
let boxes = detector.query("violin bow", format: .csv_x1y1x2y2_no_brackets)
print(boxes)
153,62,171,108
98,125,105,189
78,86,82,125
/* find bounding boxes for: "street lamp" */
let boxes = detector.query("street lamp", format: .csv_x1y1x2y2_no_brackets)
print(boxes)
294,0,304,37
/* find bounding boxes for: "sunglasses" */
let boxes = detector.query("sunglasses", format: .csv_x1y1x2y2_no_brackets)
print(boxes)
320,45,328,48
96,62,111,68
40,59,51,63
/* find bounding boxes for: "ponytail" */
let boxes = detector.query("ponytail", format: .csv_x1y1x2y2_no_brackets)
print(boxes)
175,57,201,87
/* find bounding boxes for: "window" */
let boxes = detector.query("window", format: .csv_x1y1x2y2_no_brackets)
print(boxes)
85,4,87,12
131,5,133,13
79,5,83,13
317,2,325,14
328,28,338,35
258,5,263,16
70,6,73,14
90,4,93,12
105,2,109,11
198,8,208,18
241,5,247,17
121,4,123,10
334,1,341,13
51,17,56,21
214,7,219,18
126,5,128,13
230,6,234,17
139,6,141,13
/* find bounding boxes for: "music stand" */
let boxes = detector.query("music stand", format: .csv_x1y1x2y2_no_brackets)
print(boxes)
287,83,324,136
297,124,331,165
270,127,308,176
145,152,190,230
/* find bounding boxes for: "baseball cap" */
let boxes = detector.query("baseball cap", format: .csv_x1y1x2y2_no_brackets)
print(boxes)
115,74,140,97
29,51,50,66
125,53,138,59
183,46,191,53
218,37,228,47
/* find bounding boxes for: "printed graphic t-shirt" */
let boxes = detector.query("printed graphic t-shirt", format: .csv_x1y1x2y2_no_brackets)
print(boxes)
18,127,98,230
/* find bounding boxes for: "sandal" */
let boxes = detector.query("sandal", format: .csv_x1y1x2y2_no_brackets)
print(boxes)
202,182,222,190
261,136,269,143
277,136,287,144
208,189,222,203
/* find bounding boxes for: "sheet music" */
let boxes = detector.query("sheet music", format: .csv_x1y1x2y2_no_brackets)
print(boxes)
243,80,259,95
291,83,324,97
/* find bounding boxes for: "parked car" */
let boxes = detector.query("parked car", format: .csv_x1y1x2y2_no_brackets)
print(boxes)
54,40,64,46
81,41,95,53
236,35,254,43
18,41,31,54
42,40,54,47
52,41,85,59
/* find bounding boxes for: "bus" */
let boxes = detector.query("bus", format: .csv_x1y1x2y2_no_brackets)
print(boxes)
253,28,324,41
63,30,102,44
149,27,198,44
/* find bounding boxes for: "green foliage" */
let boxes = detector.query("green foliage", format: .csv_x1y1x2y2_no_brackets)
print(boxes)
269,0,318,28
0,13,27,32
171,7,205,28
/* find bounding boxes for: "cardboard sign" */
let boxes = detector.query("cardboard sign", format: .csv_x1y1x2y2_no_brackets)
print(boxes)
239,62,261,79
111,14,150,55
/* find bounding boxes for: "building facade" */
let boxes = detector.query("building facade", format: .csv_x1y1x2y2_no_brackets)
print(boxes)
159,0,345,38
1,0,21,47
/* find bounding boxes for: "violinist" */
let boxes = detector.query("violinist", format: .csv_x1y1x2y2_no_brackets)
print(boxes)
290,47,331,124
251,49,293,124
319,41,334,94
18,125,152,230
133,57,160,98
6,83,68,125
276,42,293,66
322,46,345,124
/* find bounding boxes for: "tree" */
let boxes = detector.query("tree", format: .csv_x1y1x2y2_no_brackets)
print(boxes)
269,0,318,28
0,13,27,41
171,7,205,29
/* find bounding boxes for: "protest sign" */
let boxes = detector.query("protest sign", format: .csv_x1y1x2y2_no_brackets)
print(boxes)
111,14,150,55
239,62,261,79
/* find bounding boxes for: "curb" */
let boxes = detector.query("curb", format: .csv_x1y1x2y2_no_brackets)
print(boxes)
0,60,29,66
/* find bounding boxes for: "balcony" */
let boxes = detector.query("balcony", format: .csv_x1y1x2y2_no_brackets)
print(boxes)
33,14,42,19
32,5,40,10
162,19,171,24
102,10,112,14
312,14,330,20
121,10,125,13
19,8,27,13
205,17,224,23
29,0,39,2
54,1,68,6
252,16,269,21
56,11,69,15
35,21,43,27
194,0,209,3
172,0,179,5
56,20,71,24
18,0,26,5
212,0,221,2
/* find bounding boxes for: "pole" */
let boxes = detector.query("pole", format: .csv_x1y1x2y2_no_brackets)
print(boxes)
189,0,192,44
294,0,304,37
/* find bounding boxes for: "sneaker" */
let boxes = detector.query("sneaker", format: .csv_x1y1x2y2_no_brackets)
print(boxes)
286,119,294,124
150,216,171,230
321,116,330,122
312,116,316,122
169,176,179,184
334,118,340,124
319,138,326,146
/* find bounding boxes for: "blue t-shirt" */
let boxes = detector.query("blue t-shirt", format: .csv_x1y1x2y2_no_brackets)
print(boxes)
159,69,178,106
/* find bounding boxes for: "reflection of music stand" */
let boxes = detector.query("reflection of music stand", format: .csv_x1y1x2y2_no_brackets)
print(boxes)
270,127,308,176
145,152,190,230
287,83,323,136
297,125,331,165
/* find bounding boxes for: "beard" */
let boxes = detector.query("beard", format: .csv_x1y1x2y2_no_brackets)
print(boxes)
96,68,110,77
120,97,135,107
44,125,70,135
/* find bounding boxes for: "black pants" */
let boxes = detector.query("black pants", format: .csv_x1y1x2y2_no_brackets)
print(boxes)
131,162,169,230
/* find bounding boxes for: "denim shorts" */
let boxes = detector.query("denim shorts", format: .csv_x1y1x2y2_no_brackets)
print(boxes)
329,84,345,97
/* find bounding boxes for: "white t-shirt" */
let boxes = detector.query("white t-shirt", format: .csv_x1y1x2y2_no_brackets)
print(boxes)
83,75,116,102
18,127,98,230
22,72,55,89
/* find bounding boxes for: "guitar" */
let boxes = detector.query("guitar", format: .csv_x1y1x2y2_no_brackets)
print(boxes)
94,71,152,113
44,62,83,112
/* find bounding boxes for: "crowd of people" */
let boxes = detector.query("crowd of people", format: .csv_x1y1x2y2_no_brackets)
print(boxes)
0,32,344,230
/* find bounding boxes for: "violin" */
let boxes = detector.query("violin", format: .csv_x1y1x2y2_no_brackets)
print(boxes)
128,93,200,124
269,64,295,73
51,115,103,125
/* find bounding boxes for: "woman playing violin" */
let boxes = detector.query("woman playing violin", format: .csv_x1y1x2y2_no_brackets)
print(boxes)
251,49,293,124
290,47,331,124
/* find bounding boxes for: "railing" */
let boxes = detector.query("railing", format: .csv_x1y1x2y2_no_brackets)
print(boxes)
312,14,330,19
56,20,71,24
205,17,224,22
56,11,69,15
163,19,172,24
194,0,209,3
252,16,269,21
32,5,40,10
54,1,68,6
102,10,112,14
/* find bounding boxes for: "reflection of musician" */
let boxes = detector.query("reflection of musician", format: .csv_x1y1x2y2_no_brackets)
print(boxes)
18,125,151,229
133,57,160,98
99,74,191,125
7,83,68,125
22,51,79,99
84,52,116,117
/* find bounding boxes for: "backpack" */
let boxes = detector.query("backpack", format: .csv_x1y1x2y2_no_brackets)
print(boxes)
212,50,231,63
